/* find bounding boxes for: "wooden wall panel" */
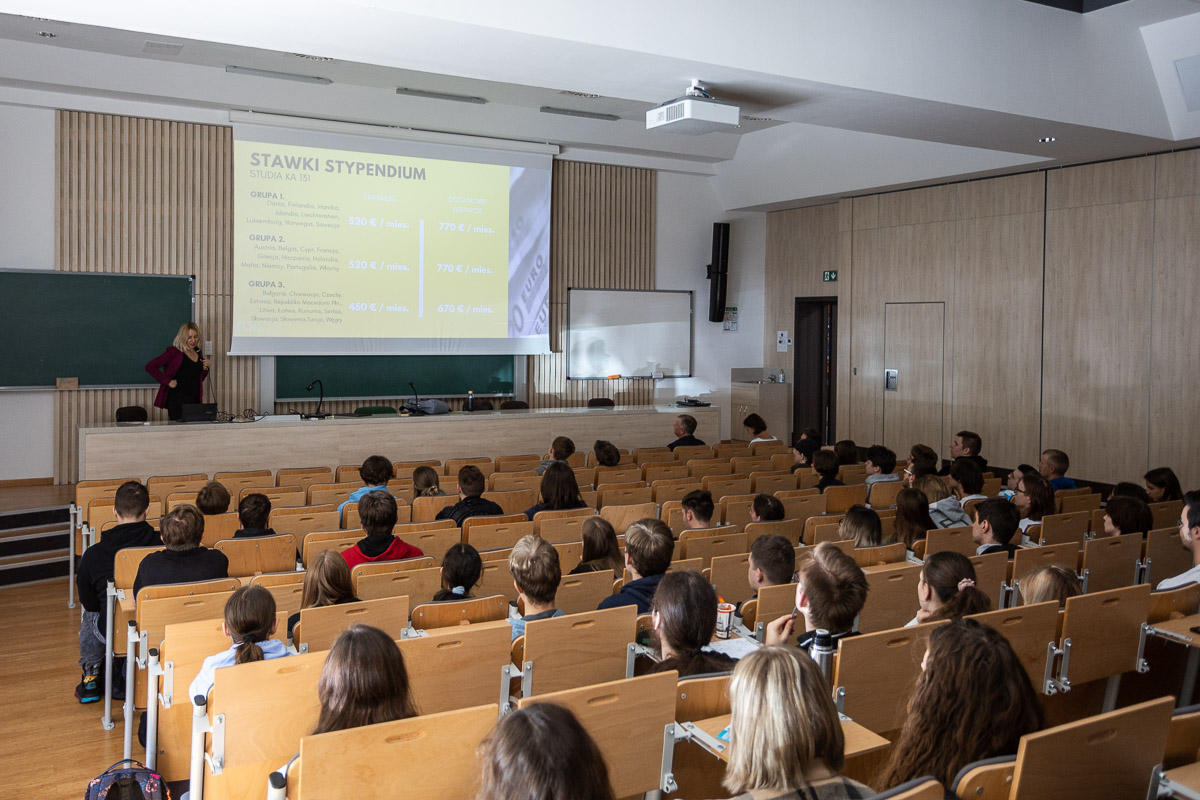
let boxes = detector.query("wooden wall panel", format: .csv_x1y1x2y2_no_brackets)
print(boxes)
1042,163,1154,484
528,160,655,409
1150,150,1200,488
54,111,248,482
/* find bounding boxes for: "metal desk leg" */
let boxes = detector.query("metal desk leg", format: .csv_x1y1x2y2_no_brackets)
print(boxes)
1181,647,1200,708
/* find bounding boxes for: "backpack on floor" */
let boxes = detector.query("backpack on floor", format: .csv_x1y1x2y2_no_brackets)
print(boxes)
84,759,169,800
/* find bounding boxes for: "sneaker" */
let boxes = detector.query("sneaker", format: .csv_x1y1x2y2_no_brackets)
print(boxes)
75,673,100,704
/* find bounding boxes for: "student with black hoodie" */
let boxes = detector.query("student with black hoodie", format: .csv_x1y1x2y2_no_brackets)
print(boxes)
233,492,275,538
75,481,162,703
597,518,674,613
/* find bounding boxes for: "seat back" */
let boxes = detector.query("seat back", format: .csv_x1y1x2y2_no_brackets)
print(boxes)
596,482,653,508
652,480,703,504
803,513,845,546
392,460,441,480
1145,527,1193,586
823,483,868,513
300,532,359,568
476,557,517,601
412,494,459,522
967,550,1010,610
146,474,208,498
215,534,297,578
463,519,535,551
672,445,712,461
833,621,945,735
1059,493,1101,515
1013,542,1080,582
866,479,905,509
398,526,462,564
495,454,541,472
1149,583,1200,624
852,542,908,568
688,460,733,480
398,624,512,714
924,525,976,557
164,490,199,512
276,467,334,490
200,512,240,547
706,552,755,605
632,447,673,465
1082,532,1143,593
308,481,360,506
750,582,798,634
239,485,305,507
114,545,165,590
520,605,637,697
702,476,753,501
1151,500,1185,531
482,489,537,516
490,473,541,493
1008,697,1172,800
213,470,274,494
741,518,802,547
411,595,508,630
353,564,444,603
548,569,613,614
681,531,748,568
294,596,411,652
1059,583,1151,685
519,671,676,799
533,508,596,543
600,502,659,535
1036,511,1090,546
444,457,495,477
248,571,306,615
751,472,796,495
643,462,690,483
860,562,923,633
969,602,1059,687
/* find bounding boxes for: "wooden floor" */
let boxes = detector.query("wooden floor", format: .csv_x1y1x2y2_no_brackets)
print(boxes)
0,483,74,513
0,578,126,796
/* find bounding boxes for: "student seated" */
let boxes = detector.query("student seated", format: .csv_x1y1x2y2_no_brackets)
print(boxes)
195,480,231,516
667,414,705,451
432,543,482,602
1102,496,1153,537
597,518,674,613
906,444,940,486
288,549,359,639
74,480,161,703
878,619,1043,791
907,551,990,626
745,534,797,605
1159,492,1200,590
536,435,576,475
1039,448,1075,490
834,439,858,466
189,585,289,703
838,504,884,548
812,450,844,493
569,517,624,577
681,489,716,531
764,541,868,652
1020,564,1082,607
524,461,587,519
1014,472,1055,534
233,492,275,538
715,647,873,800
412,465,445,498
947,457,987,505
592,439,622,468
914,474,972,529
507,535,563,640
999,463,1038,501
133,504,228,597
894,488,937,550
338,454,394,515
941,429,988,474
342,492,424,570
478,703,615,800
312,624,418,734
749,493,785,523
647,570,735,677
1145,467,1184,503
791,434,820,472
742,412,777,444
863,444,899,500
435,465,504,526
972,498,1021,558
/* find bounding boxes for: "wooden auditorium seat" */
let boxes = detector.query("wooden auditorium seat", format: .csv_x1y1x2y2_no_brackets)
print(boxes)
293,595,411,652
410,595,508,631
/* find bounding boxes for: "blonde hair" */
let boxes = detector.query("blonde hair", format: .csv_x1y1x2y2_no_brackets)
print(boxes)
913,474,952,503
724,646,845,793
172,322,200,352
1019,565,1081,608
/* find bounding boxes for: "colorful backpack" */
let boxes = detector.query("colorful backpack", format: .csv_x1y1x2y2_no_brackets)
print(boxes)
84,759,169,800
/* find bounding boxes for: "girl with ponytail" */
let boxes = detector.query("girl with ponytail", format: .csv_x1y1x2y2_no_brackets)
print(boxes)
906,551,991,626
189,584,289,703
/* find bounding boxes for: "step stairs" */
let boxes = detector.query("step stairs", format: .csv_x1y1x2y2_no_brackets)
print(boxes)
0,506,71,588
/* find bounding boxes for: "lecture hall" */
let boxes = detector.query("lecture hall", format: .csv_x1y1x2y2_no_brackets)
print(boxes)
2,2,1200,798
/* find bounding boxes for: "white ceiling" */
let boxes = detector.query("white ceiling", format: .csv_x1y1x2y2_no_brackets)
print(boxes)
1,0,1199,210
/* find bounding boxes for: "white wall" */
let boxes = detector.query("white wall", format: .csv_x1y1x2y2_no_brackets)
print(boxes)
654,171,766,441
0,103,55,481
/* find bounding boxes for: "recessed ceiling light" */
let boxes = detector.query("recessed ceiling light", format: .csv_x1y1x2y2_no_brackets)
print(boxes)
559,90,603,99
289,53,334,62
1038,136,1057,143
37,31,56,38
225,65,332,85
741,115,776,123
539,106,619,121
395,87,488,104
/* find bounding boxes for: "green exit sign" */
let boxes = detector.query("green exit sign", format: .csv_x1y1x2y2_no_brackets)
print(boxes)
823,270,838,282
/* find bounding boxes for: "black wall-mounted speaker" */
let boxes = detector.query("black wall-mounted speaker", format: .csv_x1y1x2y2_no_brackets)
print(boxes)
707,222,730,323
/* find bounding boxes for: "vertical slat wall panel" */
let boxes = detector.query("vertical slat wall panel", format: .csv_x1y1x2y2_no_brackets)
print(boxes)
530,160,656,408
54,110,251,483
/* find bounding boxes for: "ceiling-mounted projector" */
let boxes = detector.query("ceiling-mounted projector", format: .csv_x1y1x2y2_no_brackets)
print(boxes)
646,80,740,135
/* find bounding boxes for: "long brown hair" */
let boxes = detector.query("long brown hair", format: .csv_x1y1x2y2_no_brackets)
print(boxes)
538,461,584,509
478,702,615,800
878,619,1043,789
412,465,442,497
312,624,417,735
301,550,358,610
1018,473,1055,522
649,571,733,677
579,516,623,576
894,489,936,548
224,585,276,665
921,551,990,621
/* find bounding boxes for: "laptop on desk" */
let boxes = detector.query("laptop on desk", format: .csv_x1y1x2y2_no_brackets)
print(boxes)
180,403,218,423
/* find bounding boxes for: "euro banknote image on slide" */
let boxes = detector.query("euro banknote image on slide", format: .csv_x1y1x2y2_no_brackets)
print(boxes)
233,140,532,342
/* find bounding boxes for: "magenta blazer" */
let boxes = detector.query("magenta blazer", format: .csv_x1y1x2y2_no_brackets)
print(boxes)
145,346,208,409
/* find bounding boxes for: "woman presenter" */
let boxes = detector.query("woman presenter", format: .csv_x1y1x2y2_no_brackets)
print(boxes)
145,322,210,420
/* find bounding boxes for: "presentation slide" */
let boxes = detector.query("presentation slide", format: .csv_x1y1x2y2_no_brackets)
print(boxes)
229,124,551,356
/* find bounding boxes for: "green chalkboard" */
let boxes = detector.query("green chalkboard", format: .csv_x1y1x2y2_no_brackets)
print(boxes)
275,355,515,400
0,270,194,388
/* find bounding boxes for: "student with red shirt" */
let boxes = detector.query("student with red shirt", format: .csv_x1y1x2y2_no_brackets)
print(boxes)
341,491,423,570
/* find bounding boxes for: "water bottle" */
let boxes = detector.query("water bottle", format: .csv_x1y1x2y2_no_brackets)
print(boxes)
810,628,835,681
466,390,474,412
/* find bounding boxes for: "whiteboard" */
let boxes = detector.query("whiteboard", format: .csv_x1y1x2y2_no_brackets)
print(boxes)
567,289,693,379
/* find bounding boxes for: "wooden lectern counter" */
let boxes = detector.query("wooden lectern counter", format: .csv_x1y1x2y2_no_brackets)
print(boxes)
77,405,720,481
